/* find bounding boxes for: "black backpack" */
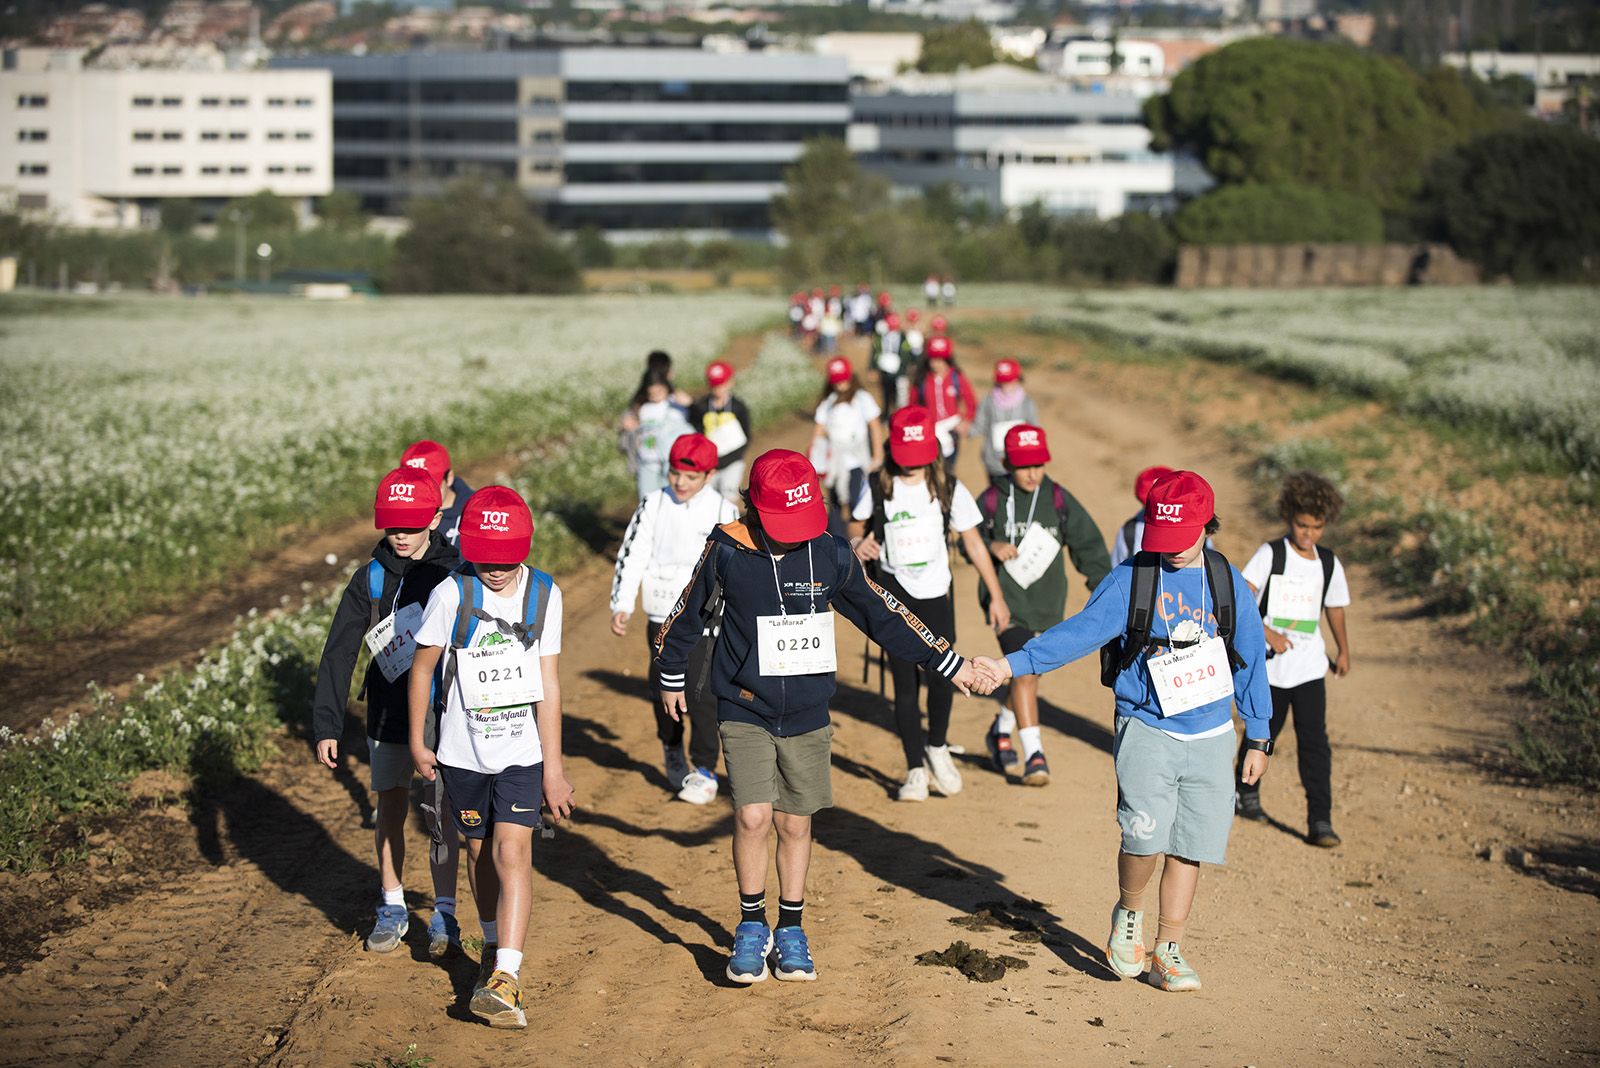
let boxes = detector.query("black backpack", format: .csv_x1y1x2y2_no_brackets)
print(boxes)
1258,538,1335,616
1099,549,1246,687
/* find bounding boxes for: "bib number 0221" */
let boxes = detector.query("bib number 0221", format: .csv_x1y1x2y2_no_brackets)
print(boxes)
458,642,543,708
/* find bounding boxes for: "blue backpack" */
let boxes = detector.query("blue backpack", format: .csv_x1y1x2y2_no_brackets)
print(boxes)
436,566,554,705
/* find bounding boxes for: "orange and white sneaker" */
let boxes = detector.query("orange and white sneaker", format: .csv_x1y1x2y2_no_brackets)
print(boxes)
1149,941,1202,992
1105,905,1147,978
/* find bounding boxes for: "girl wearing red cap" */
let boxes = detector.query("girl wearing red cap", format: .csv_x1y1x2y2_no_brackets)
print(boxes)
610,434,739,805
849,407,1011,801
689,360,752,503
1110,465,1176,567
911,336,977,474
969,359,1040,488
811,357,884,537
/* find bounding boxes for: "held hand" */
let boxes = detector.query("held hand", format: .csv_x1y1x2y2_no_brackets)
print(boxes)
610,611,630,637
412,745,438,782
1334,651,1350,677
544,767,576,823
987,597,1011,635
972,655,1014,689
660,689,687,722
854,533,882,563
990,540,1019,563
1265,630,1291,656
951,659,978,697
315,738,338,770
1240,750,1268,786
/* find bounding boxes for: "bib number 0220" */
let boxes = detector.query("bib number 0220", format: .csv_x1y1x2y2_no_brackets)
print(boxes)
757,613,837,676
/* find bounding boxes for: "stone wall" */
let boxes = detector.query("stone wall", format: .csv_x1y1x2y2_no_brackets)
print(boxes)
1175,244,1480,288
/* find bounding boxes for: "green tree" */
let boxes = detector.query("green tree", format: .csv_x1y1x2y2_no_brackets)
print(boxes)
223,189,298,232
570,225,614,269
1144,38,1509,213
1417,122,1600,282
1173,183,1385,245
771,138,891,282
917,20,997,72
388,177,579,294
315,189,367,233
158,198,199,234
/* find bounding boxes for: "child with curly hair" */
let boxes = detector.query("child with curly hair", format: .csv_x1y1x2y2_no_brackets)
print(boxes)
1234,471,1352,847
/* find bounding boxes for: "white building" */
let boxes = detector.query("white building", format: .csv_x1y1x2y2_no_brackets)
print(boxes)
0,48,331,228
850,64,1210,219
1442,51,1600,116
809,32,923,84
1045,37,1167,79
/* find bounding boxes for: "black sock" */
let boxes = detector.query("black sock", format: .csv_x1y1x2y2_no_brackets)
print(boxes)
739,890,766,924
778,898,804,929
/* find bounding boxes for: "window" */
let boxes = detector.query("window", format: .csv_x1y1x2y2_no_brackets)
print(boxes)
267,164,286,174
532,129,558,143
162,130,182,141
133,130,155,141
133,165,154,176
293,165,312,174
293,96,314,106
267,130,286,141
161,165,181,175
201,165,221,175
267,97,286,107
200,96,220,107
294,130,312,140
160,96,182,107
17,94,47,107
132,96,154,107
17,163,47,176
228,165,248,174
200,130,221,141
16,129,47,142
227,130,247,141
227,96,247,107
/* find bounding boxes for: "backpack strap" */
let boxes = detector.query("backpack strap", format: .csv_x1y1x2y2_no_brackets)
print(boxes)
1120,550,1161,671
524,568,554,647
1317,545,1335,607
1051,480,1070,541
1258,537,1287,614
366,559,387,631
868,477,888,549
1203,547,1247,671
436,573,482,708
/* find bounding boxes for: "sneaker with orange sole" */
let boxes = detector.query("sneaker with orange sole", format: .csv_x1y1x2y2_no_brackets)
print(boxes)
1149,941,1202,992
1105,905,1146,978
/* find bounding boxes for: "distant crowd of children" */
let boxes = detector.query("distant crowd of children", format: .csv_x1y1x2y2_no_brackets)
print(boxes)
309,284,1355,1028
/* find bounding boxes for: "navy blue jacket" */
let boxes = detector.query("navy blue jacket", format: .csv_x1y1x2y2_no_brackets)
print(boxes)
654,521,964,736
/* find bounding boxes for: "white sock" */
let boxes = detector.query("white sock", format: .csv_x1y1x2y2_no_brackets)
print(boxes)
381,885,405,907
481,919,498,944
995,707,1017,734
1018,726,1043,759
495,948,524,977
434,896,455,917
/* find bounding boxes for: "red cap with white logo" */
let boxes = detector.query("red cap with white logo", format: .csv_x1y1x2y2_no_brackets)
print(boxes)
748,449,827,543
1004,424,1051,468
826,357,853,385
400,439,450,482
374,467,442,530
458,485,534,565
1141,471,1215,553
926,335,953,361
1134,464,1176,504
994,359,1021,384
706,360,734,387
669,433,718,473
888,405,938,469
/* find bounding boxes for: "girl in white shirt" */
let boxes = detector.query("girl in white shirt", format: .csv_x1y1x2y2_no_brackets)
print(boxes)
812,356,884,537
849,405,1010,802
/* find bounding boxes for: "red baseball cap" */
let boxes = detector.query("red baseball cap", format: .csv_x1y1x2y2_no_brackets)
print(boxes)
885,313,901,330
994,359,1021,384
888,405,938,469
931,314,948,333
373,467,442,530
458,485,534,565
748,449,827,543
926,335,953,361
877,291,892,307
1004,424,1050,468
906,309,920,323
400,439,450,481
1142,471,1214,553
706,360,734,387
826,357,852,385
669,433,718,473
1134,464,1176,504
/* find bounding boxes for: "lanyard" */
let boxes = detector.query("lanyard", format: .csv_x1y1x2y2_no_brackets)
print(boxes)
1155,563,1209,644
762,533,816,617
1005,483,1041,545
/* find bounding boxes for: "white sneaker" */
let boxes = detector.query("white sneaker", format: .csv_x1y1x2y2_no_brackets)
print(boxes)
677,768,719,805
897,766,930,802
663,745,690,790
925,744,963,796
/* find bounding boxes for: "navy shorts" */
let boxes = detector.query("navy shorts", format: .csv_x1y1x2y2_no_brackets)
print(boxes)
437,762,543,839
999,626,1036,657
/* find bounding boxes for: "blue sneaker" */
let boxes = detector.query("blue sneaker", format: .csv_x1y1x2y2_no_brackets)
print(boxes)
771,926,817,982
986,717,1019,772
726,920,772,984
427,910,460,959
366,903,409,953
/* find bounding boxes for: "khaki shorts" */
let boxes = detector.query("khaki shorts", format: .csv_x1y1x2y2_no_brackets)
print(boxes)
368,737,414,793
719,721,834,816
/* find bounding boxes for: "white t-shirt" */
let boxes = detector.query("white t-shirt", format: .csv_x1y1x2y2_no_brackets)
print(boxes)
815,392,882,474
416,566,565,774
1241,539,1350,690
852,476,981,600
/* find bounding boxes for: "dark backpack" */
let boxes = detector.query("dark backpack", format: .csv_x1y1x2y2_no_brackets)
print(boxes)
1258,538,1336,616
436,567,555,706
1099,549,1246,687
978,480,1071,547
688,542,734,703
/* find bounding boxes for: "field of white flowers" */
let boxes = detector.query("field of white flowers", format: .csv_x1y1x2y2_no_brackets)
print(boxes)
0,292,774,642
1036,287,1600,470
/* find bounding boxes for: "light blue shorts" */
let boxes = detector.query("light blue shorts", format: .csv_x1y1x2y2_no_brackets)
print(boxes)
1113,716,1236,865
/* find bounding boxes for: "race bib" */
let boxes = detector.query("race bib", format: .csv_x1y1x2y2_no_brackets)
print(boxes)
1267,574,1321,632
364,602,423,683
458,642,544,709
705,418,747,457
934,415,961,457
642,573,687,620
990,420,1023,454
1147,636,1234,717
1003,523,1061,590
885,515,941,570
757,613,837,676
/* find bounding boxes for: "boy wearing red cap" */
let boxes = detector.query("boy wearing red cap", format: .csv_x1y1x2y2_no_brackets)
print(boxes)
656,449,983,985
849,406,1010,801
401,439,474,549
812,357,884,536
408,486,576,1029
973,471,1271,993
312,469,463,958
689,360,752,504
975,425,1111,785
969,359,1040,488
911,336,976,474
1109,465,1175,568
611,434,739,804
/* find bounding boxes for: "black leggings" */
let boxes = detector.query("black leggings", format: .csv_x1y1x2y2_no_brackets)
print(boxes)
879,572,956,770
646,621,720,772
1236,678,1332,824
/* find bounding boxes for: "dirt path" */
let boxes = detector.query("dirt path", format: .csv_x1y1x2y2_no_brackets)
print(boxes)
2,330,1596,1067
